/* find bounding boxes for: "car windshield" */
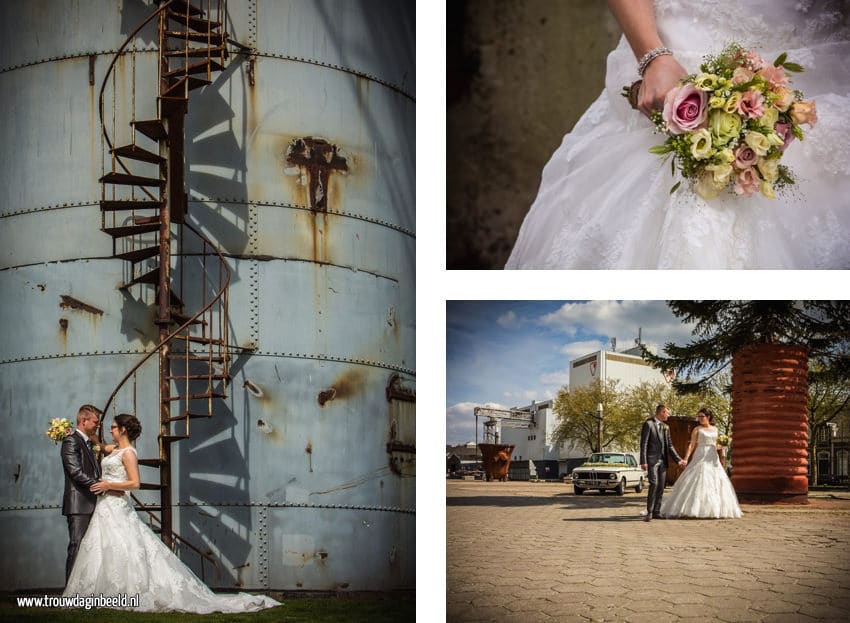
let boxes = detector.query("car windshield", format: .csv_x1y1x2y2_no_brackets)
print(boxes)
588,454,627,464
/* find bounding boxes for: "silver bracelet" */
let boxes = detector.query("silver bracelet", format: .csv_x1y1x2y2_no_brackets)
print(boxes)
637,46,672,76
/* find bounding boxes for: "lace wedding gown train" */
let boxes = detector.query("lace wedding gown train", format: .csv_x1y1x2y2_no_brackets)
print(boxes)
62,447,280,613
660,428,742,518
506,0,850,269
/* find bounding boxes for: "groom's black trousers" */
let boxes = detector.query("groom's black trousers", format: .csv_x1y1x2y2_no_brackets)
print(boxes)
646,459,668,515
66,513,92,582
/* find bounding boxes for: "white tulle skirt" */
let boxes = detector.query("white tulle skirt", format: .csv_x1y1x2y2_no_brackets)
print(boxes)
63,493,280,613
661,445,742,519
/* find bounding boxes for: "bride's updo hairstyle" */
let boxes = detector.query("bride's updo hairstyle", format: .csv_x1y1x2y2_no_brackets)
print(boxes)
697,408,715,424
114,414,142,442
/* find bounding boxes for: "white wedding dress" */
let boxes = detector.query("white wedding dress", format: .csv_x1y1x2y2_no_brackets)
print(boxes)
660,428,742,518
63,447,280,613
506,0,850,269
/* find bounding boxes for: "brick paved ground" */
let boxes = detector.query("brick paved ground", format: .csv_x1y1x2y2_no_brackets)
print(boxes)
447,480,850,622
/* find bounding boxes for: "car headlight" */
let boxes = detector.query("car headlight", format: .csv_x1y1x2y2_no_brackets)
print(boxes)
608,473,617,480
572,472,579,480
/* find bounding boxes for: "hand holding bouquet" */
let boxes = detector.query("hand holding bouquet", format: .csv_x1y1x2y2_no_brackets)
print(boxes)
46,417,74,444
639,43,817,200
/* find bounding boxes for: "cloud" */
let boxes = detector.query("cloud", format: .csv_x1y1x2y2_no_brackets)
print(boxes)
446,401,509,445
559,340,606,359
496,310,517,327
541,301,695,348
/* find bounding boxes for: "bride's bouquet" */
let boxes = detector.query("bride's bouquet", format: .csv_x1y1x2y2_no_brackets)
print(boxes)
46,417,74,444
646,43,816,200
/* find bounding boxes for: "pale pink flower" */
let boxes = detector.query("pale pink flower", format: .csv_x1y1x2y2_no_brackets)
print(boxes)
734,167,760,197
757,64,789,88
743,49,765,70
731,66,754,85
736,89,765,119
734,145,758,169
662,84,709,135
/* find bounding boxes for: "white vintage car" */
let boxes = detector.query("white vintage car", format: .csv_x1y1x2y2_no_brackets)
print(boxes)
571,453,646,495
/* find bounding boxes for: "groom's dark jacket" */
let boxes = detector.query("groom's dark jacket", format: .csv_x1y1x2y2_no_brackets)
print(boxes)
61,431,101,515
639,418,683,467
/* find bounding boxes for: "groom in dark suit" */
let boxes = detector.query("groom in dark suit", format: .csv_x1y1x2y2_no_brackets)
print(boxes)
61,404,103,582
640,404,687,521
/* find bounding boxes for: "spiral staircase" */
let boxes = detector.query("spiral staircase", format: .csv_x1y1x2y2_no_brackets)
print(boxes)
97,0,245,576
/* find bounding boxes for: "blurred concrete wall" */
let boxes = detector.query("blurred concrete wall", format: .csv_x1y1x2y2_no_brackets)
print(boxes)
447,0,621,269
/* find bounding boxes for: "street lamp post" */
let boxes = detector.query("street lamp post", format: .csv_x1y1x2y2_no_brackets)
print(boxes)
597,402,603,453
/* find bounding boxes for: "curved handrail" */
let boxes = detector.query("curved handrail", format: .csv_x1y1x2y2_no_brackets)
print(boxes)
98,0,180,201
100,220,232,418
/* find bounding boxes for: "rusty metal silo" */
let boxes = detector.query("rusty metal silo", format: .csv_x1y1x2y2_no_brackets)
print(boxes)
0,0,414,593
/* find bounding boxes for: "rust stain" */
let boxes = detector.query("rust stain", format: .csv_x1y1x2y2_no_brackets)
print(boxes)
60,295,104,316
285,137,347,212
59,317,69,351
317,368,368,407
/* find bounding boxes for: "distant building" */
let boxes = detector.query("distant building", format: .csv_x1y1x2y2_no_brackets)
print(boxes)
500,346,670,479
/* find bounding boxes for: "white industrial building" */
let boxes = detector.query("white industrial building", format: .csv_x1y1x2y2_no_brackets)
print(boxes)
499,345,669,479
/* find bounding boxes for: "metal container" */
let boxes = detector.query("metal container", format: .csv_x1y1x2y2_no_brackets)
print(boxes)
0,0,414,592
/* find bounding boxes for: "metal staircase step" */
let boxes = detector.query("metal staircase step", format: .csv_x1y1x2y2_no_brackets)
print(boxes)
119,267,159,289
162,75,210,97
166,374,229,381
165,30,225,45
166,353,228,362
176,335,225,345
159,95,188,116
102,223,161,238
163,58,224,79
100,172,163,188
167,12,222,32
133,215,161,225
111,144,164,164
116,246,160,263
164,411,214,423
100,199,162,212
165,392,227,402
168,0,205,16
139,482,164,490
132,119,168,141
137,458,164,467
161,435,191,442
170,311,206,326
164,45,226,58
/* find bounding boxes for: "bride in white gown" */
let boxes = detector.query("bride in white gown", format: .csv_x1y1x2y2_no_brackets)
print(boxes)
62,414,280,613
661,409,742,519
505,0,850,269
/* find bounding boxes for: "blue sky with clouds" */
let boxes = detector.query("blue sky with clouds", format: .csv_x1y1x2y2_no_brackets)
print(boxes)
446,301,699,445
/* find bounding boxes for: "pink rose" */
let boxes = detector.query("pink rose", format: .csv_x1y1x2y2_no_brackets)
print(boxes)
662,84,709,135
734,167,760,197
736,89,765,119
790,100,818,127
774,122,795,152
734,145,758,169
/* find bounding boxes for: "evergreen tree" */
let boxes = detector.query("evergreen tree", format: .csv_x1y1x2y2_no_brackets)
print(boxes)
642,301,850,392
